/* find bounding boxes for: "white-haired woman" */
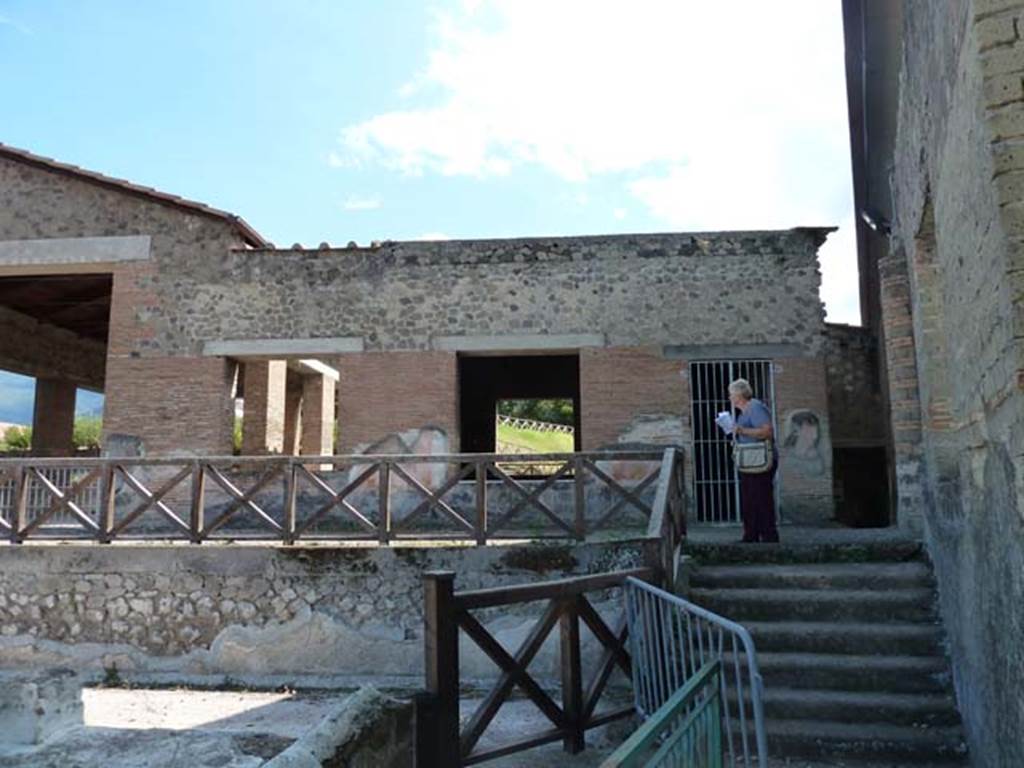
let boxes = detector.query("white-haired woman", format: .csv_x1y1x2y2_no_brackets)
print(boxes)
728,378,779,543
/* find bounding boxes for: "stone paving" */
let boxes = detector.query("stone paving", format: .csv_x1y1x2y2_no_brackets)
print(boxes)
0,683,631,767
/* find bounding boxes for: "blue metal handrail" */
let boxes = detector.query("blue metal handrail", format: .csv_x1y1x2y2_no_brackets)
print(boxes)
622,577,768,768
601,659,723,767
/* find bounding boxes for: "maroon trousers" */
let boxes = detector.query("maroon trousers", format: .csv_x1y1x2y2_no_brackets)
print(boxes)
739,463,779,543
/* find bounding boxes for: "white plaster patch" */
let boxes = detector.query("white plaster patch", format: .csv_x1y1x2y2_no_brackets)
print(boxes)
0,236,151,268
204,337,364,357
432,333,605,352
617,413,685,445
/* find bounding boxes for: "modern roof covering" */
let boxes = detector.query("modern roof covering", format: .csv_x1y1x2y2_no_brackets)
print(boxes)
0,142,268,247
0,273,112,343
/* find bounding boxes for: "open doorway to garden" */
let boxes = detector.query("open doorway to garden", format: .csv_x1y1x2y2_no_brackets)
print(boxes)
458,353,581,477
495,398,575,475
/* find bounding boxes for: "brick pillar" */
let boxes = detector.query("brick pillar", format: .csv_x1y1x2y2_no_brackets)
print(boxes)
283,371,304,456
301,373,336,456
32,378,76,457
879,254,925,533
242,361,287,454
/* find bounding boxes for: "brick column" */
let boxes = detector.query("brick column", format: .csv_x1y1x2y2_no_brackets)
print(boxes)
242,361,287,454
283,371,304,456
301,373,336,456
879,253,925,533
32,378,76,457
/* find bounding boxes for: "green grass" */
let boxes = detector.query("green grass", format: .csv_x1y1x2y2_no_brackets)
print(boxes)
496,423,574,454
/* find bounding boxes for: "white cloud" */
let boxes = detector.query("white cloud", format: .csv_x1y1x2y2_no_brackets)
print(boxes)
327,151,348,168
340,2,849,181
416,232,451,241
0,14,31,35
341,195,382,211
613,208,627,221
337,0,858,320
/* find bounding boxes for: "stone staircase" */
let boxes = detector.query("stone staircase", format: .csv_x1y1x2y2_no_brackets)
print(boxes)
685,538,969,766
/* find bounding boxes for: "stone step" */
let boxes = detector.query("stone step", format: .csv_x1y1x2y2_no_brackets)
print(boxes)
690,562,934,591
683,540,925,565
748,652,951,694
756,718,967,765
744,621,943,656
765,760,967,768
690,587,937,623
726,687,961,727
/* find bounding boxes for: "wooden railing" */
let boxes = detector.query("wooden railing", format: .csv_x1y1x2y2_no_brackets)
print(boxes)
420,567,659,767
0,449,685,546
415,447,686,766
496,415,575,434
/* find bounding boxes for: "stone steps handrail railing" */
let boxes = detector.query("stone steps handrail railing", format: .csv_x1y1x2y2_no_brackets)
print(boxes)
0,449,686,548
420,566,660,767
495,415,575,434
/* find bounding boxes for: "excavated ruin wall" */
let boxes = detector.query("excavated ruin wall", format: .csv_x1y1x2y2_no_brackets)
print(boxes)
0,539,653,682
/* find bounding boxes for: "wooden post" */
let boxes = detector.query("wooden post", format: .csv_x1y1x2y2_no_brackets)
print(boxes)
283,462,297,545
413,691,440,768
99,464,117,543
424,571,459,768
475,460,487,545
378,462,391,545
11,464,27,544
189,462,205,544
560,595,585,753
675,454,688,538
573,456,586,541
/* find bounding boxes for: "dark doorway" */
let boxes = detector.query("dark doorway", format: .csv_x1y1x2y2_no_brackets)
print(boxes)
459,354,581,453
833,446,890,527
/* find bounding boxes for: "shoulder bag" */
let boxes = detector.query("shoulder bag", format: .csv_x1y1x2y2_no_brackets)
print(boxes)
733,437,773,474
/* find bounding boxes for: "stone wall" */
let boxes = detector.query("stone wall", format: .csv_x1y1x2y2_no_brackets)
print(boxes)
0,153,836,520
0,155,251,456
823,323,890,526
823,324,886,447
887,1,1024,763
327,345,834,520
0,539,653,681
264,686,413,768
205,232,831,519
175,230,829,354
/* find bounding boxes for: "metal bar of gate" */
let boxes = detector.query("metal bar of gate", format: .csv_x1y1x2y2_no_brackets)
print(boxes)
689,360,777,525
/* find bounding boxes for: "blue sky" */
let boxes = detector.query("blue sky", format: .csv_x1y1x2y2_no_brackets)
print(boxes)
0,372,101,424
0,0,857,425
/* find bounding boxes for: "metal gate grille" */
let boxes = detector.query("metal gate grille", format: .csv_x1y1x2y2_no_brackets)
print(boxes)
690,360,775,524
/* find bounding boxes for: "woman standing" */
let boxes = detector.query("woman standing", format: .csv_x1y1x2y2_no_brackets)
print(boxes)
728,378,779,543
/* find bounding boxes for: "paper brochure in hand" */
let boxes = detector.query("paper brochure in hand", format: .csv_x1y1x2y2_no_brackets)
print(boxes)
715,411,735,435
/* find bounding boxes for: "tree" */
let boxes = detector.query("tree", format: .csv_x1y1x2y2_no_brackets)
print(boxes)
73,417,102,450
1,425,31,451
